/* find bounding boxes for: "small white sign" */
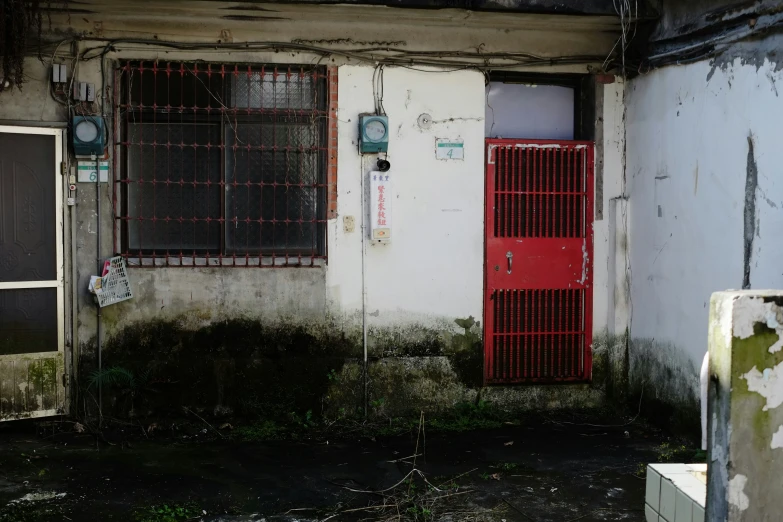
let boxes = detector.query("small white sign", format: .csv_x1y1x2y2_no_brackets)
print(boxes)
77,160,109,183
436,139,464,160
370,171,391,242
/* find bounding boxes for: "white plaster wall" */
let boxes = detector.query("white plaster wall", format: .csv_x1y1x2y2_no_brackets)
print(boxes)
328,67,627,336
593,81,627,335
2,57,625,348
626,58,783,371
327,66,486,327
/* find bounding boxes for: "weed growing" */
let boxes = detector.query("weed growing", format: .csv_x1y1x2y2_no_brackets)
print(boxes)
133,503,201,522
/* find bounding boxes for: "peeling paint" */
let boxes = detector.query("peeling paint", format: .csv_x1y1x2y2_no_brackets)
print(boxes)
577,239,588,285
731,296,783,353
728,474,750,511
513,143,589,149
742,362,783,411
707,33,783,82
771,425,783,449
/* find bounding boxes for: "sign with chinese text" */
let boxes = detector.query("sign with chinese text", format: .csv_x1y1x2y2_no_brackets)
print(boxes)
436,139,464,160
370,171,391,242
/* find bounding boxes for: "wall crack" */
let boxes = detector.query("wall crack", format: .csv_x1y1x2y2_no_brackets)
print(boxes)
743,134,758,290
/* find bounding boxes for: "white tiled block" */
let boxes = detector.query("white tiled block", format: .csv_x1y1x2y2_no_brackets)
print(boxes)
660,516,671,522
693,504,705,522
679,485,706,507
660,478,676,522
646,504,658,522
646,467,662,511
674,489,693,522
650,463,690,474
669,472,702,491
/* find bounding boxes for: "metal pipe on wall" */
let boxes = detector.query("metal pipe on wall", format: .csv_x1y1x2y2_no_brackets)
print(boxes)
96,50,106,426
96,172,102,426
69,136,79,397
360,156,369,417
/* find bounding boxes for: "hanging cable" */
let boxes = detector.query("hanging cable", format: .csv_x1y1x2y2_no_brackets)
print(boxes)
65,37,604,73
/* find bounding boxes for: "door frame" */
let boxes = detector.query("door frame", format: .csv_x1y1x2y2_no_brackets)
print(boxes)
0,125,66,419
483,139,594,385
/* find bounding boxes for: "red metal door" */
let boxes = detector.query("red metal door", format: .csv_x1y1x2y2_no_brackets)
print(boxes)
484,139,594,384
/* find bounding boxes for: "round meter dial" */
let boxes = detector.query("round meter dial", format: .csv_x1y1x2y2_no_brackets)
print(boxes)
364,120,387,141
75,120,99,142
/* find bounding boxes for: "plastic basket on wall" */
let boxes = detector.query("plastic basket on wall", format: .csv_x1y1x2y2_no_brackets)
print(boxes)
97,256,133,308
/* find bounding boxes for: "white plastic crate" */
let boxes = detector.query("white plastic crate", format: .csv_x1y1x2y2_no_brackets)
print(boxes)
97,256,133,308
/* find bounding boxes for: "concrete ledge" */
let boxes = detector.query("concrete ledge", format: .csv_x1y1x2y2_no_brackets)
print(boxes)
482,384,605,412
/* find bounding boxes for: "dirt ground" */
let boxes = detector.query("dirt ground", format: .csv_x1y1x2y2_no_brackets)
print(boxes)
0,412,677,522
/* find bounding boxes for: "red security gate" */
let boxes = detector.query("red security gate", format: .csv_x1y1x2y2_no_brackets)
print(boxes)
484,139,594,384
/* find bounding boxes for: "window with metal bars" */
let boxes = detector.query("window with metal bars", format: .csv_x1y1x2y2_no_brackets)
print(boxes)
114,61,329,266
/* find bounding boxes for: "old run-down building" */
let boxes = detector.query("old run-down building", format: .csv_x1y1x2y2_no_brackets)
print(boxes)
0,0,781,427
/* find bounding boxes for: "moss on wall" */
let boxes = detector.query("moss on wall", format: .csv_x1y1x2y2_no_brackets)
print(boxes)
74,313,610,421
629,337,701,439
78,315,489,419
730,322,783,453
591,329,629,405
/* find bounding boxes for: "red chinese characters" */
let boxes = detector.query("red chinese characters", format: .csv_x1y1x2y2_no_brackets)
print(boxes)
377,185,387,226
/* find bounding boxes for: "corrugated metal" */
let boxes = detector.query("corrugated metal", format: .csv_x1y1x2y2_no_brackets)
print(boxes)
484,140,594,384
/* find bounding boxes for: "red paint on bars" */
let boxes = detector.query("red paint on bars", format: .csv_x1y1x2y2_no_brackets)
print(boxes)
113,61,336,267
484,139,594,384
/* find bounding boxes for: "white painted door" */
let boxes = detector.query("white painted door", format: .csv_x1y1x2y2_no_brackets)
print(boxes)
0,126,66,420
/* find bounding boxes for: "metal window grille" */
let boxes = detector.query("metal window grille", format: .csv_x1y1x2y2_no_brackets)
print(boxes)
488,288,585,381
493,145,586,239
114,62,329,267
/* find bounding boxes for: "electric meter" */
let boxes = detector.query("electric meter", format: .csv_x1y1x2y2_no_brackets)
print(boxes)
72,116,106,157
359,115,389,154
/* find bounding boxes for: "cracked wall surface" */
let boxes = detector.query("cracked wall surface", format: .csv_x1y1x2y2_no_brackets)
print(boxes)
625,42,783,428
1,42,628,418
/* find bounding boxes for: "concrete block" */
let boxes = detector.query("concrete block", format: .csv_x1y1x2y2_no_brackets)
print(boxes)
679,485,705,506
686,464,707,473
708,291,783,521
692,503,705,522
645,504,658,522
660,478,676,522
649,463,689,475
674,489,693,522
646,466,661,511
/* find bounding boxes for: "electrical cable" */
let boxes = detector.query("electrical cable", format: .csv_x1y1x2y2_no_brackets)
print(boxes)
378,65,386,116
372,65,381,114
60,37,603,73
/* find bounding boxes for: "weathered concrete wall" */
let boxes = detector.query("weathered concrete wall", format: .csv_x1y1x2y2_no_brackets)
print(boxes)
707,291,783,522
41,0,619,72
590,80,631,405
0,1,627,418
651,0,745,40
625,41,783,431
329,65,485,329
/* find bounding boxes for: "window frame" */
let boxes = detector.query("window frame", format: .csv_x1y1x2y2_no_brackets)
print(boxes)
487,72,595,141
114,61,330,267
